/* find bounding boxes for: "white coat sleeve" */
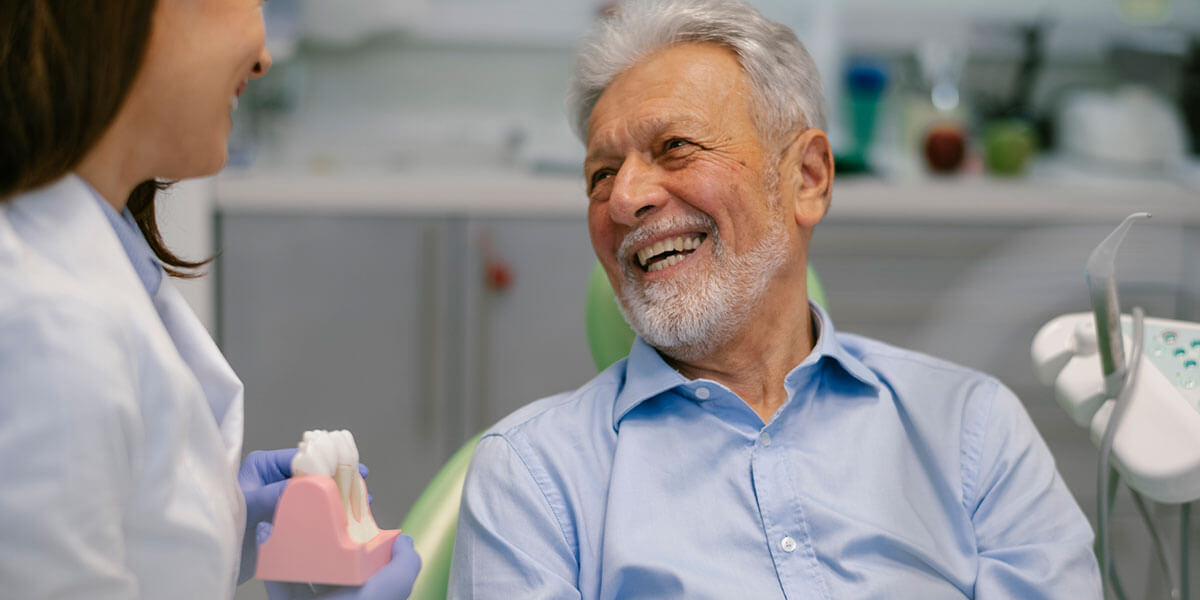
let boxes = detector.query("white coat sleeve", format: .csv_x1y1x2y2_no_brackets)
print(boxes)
0,300,144,598
968,382,1102,599
448,434,581,600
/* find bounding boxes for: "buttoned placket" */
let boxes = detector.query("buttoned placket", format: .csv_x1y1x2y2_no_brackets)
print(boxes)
749,370,831,600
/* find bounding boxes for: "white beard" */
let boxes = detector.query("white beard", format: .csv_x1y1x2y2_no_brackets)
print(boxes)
615,212,790,362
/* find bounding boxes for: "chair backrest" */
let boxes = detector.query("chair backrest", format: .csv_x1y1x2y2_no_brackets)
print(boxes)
398,433,480,600
400,262,826,599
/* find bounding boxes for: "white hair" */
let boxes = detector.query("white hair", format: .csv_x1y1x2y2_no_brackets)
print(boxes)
566,0,826,145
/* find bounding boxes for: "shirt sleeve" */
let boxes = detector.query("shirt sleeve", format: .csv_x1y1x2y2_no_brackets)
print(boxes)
449,434,581,600
0,301,144,598
967,380,1102,599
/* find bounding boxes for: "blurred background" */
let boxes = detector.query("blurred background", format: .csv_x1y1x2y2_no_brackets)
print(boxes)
157,1,1200,597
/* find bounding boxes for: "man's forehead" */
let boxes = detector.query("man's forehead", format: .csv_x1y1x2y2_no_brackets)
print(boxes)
584,43,753,156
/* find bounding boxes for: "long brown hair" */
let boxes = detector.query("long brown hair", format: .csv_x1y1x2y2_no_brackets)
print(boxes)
0,0,208,276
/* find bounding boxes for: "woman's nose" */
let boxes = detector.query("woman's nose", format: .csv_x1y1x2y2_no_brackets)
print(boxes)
251,47,273,79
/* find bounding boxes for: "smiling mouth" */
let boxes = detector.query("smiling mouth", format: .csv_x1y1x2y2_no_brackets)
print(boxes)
636,234,706,273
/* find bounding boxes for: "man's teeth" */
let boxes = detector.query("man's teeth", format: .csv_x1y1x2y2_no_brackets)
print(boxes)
648,253,684,272
231,96,239,113
637,235,703,272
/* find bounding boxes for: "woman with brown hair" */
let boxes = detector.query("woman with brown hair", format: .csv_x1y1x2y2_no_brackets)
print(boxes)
0,2,419,598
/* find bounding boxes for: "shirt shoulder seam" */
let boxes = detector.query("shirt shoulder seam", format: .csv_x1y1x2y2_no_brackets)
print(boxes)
960,377,1000,514
491,378,621,437
844,334,996,381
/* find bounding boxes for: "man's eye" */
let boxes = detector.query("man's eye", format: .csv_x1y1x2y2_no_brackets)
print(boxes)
590,169,614,190
663,138,691,152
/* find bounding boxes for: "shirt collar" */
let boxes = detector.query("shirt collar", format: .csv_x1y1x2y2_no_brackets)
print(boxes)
83,179,164,297
790,301,882,391
612,300,880,430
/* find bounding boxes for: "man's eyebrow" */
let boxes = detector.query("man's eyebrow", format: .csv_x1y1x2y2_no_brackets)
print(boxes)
586,115,706,163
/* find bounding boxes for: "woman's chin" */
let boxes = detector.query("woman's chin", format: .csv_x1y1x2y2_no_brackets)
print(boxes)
163,147,229,181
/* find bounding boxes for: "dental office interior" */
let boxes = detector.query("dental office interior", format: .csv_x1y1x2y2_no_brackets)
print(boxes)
160,0,1200,598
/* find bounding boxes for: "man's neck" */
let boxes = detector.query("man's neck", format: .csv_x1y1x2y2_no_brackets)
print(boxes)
665,288,816,425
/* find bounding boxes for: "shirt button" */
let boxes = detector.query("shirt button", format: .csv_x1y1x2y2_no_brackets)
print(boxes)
759,432,772,446
781,537,797,552
695,386,711,400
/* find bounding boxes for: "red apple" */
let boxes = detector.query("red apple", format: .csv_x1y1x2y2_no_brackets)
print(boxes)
924,124,966,173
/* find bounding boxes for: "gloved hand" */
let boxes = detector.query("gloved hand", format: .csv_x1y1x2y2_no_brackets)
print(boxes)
258,525,422,600
239,448,298,584
238,449,373,584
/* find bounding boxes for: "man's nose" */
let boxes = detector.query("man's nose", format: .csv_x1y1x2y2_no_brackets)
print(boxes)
608,155,666,226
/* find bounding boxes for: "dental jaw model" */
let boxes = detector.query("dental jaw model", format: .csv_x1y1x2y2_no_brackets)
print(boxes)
256,430,401,585
292,431,381,544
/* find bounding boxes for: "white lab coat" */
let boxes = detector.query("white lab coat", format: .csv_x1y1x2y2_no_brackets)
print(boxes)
0,175,247,598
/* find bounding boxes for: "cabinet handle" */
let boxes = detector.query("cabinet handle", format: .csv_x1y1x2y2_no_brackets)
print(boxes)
479,231,515,293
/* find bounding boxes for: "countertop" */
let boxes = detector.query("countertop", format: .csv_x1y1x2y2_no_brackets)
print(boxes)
215,161,1200,224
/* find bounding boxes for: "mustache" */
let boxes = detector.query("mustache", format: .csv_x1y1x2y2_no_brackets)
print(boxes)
616,214,717,272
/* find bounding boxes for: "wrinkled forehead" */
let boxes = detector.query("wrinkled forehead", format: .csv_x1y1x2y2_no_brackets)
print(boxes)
583,43,756,150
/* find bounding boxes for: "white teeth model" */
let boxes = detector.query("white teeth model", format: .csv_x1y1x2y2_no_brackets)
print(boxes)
291,429,380,543
637,234,704,270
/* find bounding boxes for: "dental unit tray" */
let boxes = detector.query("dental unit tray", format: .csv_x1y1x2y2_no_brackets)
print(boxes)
1033,312,1200,503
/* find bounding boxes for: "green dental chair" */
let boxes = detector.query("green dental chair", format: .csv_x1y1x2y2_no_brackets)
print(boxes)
399,263,826,599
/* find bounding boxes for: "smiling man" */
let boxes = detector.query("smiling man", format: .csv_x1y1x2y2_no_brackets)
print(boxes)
449,1,1100,598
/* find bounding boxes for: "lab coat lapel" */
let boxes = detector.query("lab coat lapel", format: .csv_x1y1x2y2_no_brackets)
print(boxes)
153,281,245,464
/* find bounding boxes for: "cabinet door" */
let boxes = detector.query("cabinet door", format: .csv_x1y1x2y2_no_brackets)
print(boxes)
457,216,600,434
219,213,455,529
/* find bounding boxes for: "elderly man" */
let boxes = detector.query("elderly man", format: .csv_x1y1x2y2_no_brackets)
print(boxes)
450,0,1100,598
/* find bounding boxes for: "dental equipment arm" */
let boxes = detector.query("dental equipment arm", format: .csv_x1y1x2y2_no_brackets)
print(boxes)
1085,213,1156,598
1085,212,1150,397
1095,307,1158,600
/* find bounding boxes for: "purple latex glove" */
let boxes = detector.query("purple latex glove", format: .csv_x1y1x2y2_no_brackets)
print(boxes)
257,524,421,600
239,449,297,584
237,448,370,584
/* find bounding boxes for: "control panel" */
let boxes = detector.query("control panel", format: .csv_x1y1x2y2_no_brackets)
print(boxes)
1145,322,1200,396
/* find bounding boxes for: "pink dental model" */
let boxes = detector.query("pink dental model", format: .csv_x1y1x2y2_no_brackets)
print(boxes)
256,430,402,585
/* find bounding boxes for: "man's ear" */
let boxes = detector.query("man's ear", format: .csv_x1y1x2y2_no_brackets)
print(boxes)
779,129,833,227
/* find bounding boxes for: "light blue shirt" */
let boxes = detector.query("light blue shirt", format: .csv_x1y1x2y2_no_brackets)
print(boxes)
450,303,1100,599
87,183,163,297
